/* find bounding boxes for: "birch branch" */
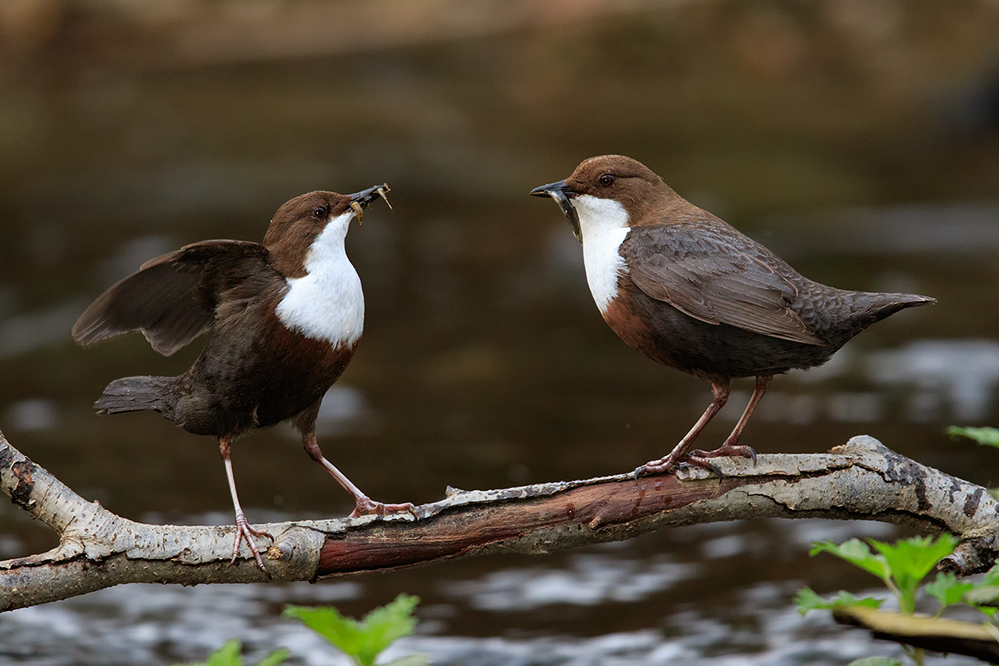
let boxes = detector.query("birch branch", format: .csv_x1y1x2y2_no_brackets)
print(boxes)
833,606,999,663
2,429,997,612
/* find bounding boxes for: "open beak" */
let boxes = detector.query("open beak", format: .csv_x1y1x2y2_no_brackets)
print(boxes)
530,180,581,243
348,183,392,226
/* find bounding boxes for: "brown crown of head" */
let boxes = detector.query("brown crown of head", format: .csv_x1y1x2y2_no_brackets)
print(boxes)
564,155,682,225
263,191,353,248
262,191,354,276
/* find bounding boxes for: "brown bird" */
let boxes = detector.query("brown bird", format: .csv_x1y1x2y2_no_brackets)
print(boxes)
532,155,934,475
72,185,412,569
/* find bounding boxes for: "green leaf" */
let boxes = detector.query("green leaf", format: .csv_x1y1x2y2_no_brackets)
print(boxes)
869,535,958,583
947,426,999,448
809,536,958,615
175,640,243,666
794,587,825,615
869,535,958,613
847,658,903,666
354,594,420,666
256,650,289,666
284,606,365,661
980,563,999,586
284,594,420,666
172,641,288,666
924,572,974,609
809,539,889,580
795,587,883,616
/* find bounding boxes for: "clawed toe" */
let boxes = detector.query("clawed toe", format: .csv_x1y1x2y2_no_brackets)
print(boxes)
690,443,757,464
635,451,722,478
230,512,274,571
350,497,417,519
678,456,722,475
637,440,758,478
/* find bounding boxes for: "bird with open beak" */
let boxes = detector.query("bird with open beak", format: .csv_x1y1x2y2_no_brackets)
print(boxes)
533,156,934,477
73,184,408,570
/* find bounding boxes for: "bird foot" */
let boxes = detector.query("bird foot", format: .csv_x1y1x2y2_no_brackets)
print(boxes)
634,441,756,479
633,452,721,478
688,442,757,464
349,496,417,519
230,511,274,571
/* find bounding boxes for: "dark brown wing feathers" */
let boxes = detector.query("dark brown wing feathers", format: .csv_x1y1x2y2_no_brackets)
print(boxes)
72,240,272,356
624,223,826,346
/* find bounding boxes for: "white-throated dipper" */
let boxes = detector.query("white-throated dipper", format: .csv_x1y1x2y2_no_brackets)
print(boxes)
532,155,935,476
72,185,410,569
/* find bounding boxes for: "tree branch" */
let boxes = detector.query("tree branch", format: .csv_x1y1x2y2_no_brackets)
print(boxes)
833,606,999,663
2,429,997,612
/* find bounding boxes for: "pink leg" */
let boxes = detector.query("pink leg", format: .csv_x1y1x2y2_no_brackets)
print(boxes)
689,374,771,463
303,433,416,518
220,437,273,570
636,380,730,476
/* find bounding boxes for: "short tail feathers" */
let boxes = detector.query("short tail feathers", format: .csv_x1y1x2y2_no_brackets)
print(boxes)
837,291,935,342
94,376,171,415
803,289,934,349
865,292,936,322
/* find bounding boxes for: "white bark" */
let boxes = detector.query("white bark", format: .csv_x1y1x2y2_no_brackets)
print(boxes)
2,429,997,611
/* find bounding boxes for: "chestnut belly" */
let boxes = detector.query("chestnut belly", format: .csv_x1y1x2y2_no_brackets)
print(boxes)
601,289,836,382
168,328,357,437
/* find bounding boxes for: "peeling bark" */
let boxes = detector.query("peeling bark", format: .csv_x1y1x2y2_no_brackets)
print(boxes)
2,429,998,611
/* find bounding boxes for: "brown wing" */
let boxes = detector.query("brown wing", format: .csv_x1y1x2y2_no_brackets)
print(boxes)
623,223,825,346
72,239,273,356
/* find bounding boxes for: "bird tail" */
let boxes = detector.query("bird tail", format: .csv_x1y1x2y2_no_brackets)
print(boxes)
94,376,171,415
864,292,936,323
836,292,936,342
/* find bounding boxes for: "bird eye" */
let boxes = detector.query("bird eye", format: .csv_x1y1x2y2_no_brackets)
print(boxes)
599,174,615,186
312,206,328,219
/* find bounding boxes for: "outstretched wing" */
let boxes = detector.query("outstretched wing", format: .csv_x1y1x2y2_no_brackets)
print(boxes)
623,223,825,346
72,239,272,356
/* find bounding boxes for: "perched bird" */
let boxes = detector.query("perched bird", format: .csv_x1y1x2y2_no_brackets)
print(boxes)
72,185,411,569
531,155,934,476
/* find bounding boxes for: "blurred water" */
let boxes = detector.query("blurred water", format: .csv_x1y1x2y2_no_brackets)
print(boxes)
0,521,985,666
2,2,999,664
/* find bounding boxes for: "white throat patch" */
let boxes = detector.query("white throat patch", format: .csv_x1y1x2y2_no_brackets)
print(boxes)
275,211,364,347
573,194,629,313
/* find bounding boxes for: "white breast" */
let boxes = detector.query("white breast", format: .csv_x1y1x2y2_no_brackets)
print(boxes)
275,211,364,347
574,194,630,314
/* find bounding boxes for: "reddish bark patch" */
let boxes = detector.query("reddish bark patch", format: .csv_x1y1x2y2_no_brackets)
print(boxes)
316,474,734,576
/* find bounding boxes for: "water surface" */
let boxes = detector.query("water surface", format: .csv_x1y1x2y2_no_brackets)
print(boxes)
2,3,998,663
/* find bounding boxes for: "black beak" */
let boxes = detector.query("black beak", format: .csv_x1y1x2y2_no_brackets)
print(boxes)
348,183,392,226
530,180,581,243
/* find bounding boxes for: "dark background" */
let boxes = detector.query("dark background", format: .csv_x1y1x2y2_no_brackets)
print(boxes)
1,1,998,664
